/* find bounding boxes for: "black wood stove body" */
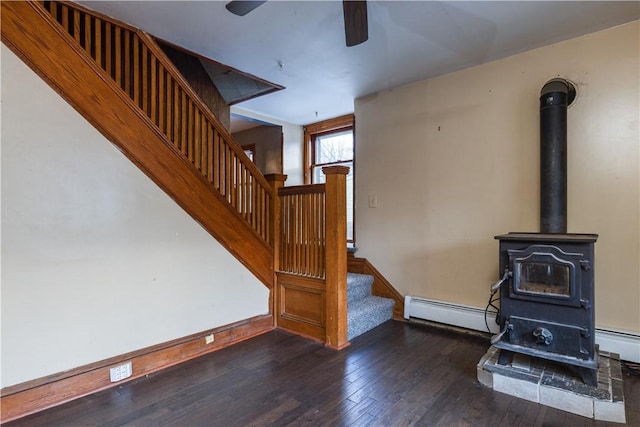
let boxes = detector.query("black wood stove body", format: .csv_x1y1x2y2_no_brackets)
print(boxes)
493,232,598,386
490,78,600,387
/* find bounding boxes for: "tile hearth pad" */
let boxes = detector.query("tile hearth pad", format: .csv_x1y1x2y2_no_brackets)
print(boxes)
477,346,626,423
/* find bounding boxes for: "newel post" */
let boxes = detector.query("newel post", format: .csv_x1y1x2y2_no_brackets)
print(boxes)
323,165,350,349
265,173,287,324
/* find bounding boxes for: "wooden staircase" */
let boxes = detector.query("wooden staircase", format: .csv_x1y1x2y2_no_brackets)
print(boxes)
1,0,409,348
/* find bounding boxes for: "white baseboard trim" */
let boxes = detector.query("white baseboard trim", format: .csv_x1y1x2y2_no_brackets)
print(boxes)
404,295,640,363
595,327,640,364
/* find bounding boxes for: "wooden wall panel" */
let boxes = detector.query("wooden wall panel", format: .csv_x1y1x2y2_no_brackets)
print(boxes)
276,273,326,341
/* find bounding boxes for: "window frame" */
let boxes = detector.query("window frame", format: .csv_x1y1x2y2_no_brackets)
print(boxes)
304,114,356,244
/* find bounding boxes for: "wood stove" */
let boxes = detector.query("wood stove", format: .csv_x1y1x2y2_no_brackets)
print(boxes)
491,78,599,387
493,232,598,386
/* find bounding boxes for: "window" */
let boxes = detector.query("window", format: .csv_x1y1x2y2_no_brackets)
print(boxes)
304,115,355,243
241,144,255,162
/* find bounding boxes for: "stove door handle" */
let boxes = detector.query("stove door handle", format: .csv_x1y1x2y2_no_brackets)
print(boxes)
490,323,513,345
491,271,512,293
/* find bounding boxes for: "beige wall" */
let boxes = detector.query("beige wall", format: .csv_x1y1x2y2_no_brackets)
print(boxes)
355,22,639,333
0,46,269,388
232,106,305,185
233,125,283,175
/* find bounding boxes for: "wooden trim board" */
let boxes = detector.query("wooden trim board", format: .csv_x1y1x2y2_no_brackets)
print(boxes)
0,315,274,423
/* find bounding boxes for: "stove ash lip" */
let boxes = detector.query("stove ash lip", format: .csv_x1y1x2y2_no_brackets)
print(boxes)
540,77,577,234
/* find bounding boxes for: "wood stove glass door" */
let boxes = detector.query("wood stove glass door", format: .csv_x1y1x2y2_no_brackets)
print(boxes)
508,245,583,307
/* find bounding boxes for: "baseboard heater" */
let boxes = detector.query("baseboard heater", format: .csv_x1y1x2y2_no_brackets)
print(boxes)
404,295,640,363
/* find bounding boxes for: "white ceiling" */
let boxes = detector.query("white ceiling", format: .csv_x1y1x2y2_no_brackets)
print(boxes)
78,1,639,126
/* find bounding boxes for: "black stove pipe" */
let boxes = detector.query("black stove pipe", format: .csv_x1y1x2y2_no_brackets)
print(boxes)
540,78,576,234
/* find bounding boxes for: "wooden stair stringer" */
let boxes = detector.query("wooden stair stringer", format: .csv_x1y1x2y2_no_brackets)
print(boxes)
1,1,274,288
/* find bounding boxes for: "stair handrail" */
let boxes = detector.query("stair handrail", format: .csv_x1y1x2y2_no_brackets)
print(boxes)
41,0,274,245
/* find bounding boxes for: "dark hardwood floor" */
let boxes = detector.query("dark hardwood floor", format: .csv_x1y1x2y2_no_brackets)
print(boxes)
6,321,639,426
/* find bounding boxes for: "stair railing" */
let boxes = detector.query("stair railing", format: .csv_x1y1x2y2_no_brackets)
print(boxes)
41,0,272,244
272,166,349,349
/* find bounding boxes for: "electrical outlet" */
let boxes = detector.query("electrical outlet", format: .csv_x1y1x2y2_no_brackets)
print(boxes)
109,361,132,382
205,333,215,344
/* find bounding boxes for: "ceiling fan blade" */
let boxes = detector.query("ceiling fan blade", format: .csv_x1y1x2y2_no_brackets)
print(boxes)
225,1,267,17
343,0,368,47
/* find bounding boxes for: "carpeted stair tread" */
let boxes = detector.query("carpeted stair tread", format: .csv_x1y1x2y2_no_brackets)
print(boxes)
347,295,395,341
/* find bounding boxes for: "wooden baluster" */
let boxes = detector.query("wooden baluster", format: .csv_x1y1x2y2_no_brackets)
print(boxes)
280,195,287,271
202,116,209,174
321,191,326,277
73,9,81,44
235,155,240,210
286,196,291,271
218,133,224,193
142,44,148,115
288,195,293,272
133,34,140,107
290,193,295,273
233,153,239,208
300,194,311,275
94,17,102,67
228,146,233,203
194,109,201,169
207,123,214,183
174,83,180,149
150,57,157,125
237,162,243,215
252,176,261,232
299,194,304,273
264,189,269,243
61,4,68,31
84,14,91,56
181,91,188,156
243,167,249,219
265,193,270,245
256,184,263,238
244,164,249,216
236,156,242,210
314,192,319,277
226,145,232,202
104,22,112,76
124,31,131,94
295,194,300,274
200,111,206,170
114,27,122,88
158,65,165,133
290,195,295,272
213,131,220,189
166,76,172,141
190,100,195,160
50,1,57,22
